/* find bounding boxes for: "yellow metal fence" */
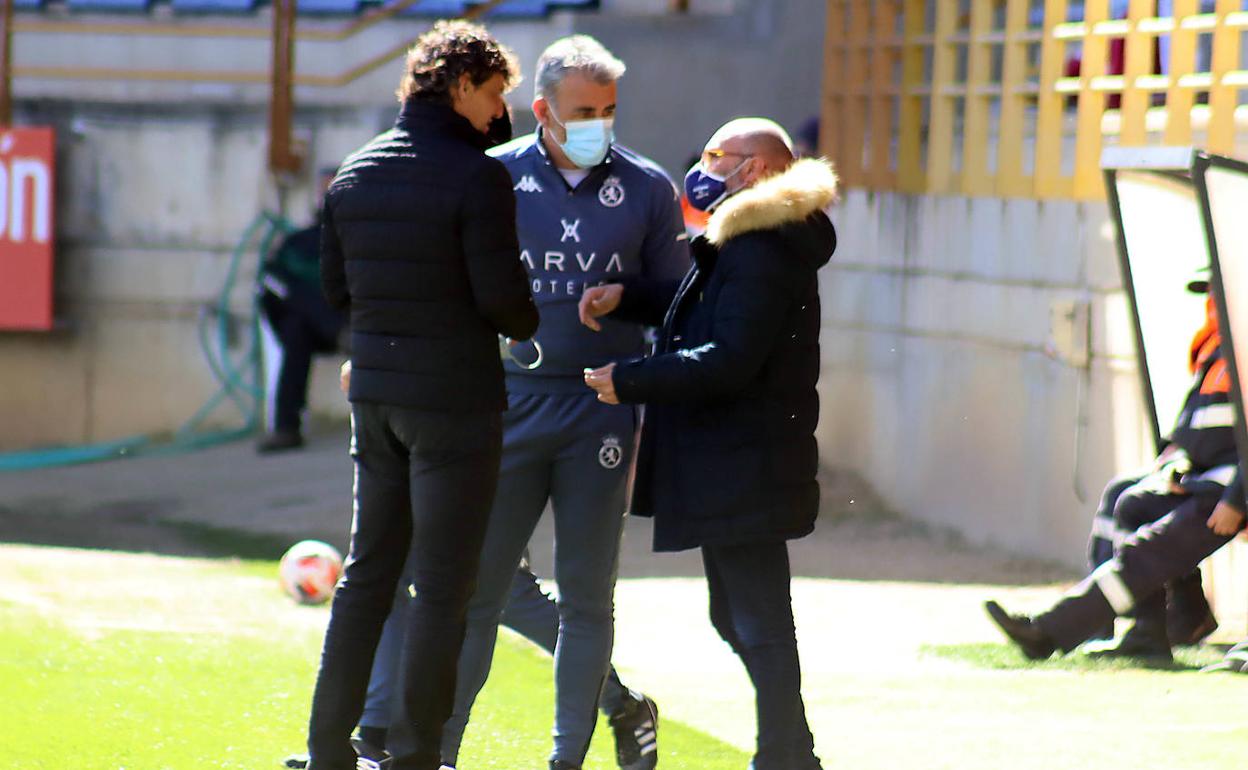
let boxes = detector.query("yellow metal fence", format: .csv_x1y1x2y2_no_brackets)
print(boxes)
821,0,1248,199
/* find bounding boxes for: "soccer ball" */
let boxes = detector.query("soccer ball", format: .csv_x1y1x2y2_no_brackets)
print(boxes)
279,540,343,605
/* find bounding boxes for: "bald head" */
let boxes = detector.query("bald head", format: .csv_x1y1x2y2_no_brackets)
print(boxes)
707,117,795,172
701,118,796,196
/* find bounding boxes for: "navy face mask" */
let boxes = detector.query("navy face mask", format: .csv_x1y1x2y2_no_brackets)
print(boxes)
683,158,750,212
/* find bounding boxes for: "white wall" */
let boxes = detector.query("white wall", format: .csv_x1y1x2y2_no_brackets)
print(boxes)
818,190,1156,566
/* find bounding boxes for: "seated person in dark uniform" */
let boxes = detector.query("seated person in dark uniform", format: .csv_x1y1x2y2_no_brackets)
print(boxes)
257,170,347,453
986,281,1246,662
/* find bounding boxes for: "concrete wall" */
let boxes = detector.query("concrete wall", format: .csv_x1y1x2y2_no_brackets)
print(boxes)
818,189,1160,566
0,102,386,451
575,0,826,175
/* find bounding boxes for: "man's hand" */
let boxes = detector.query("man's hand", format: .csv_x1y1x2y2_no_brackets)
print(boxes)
578,284,624,332
339,360,352,395
1207,501,1246,536
584,363,619,404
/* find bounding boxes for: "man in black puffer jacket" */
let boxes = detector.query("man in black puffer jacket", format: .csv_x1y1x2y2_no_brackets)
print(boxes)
305,21,537,770
582,118,837,770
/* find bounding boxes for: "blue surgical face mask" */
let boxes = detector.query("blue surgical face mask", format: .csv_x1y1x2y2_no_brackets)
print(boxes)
548,108,614,169
684,158,750,212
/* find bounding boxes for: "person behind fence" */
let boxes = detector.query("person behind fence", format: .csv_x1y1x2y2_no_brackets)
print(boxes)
300,21,537,770
985,283,1246,662
257,169,347,454
582,117,838,770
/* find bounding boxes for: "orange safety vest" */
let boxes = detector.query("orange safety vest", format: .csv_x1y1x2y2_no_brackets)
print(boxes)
1190,297,1230,395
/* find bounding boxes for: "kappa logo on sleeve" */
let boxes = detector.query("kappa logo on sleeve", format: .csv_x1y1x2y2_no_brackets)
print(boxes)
598,176,625,208
514,175,544,193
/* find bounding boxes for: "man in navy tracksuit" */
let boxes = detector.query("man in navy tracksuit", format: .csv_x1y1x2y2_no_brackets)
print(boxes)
458,36,688,770
986,290,1246,661
356,36,688,770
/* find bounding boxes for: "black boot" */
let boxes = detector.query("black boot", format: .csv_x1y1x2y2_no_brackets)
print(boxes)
1084,596,1172,661
1166,571,1218,646
985,600,1057,660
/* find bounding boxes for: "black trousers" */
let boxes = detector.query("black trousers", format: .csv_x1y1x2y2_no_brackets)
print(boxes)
1037,483,1231,652
260,287,343,433
702,541,822,770
307,403,502,770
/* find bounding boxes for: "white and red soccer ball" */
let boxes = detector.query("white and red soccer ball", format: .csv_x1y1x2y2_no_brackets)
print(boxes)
279,540,343,605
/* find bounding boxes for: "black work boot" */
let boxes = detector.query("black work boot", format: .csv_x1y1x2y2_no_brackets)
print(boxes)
1084,598,1172,661
985,600,1057,660
1166,572,1218,646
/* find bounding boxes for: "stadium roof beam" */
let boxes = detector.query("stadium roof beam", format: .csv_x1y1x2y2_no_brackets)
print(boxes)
15,0,438,41
0,0,11,126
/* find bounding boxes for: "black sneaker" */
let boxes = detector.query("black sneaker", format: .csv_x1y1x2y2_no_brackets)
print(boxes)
550,761,581,770
608,692,659,770
282,739,390,770
351,737,391,770
984,600,1057,660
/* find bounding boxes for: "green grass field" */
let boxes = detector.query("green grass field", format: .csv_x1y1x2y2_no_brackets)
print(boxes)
0,545,746,770
5,544,1248,770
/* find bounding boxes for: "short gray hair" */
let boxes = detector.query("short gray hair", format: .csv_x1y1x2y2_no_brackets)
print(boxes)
535,35,626,101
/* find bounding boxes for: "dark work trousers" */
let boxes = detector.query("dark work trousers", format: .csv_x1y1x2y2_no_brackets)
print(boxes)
306,403,502,770
259,287,343,433
1087,474,1143,569
702,541,823,770
1037,484,1232,652
1087,471,1211,634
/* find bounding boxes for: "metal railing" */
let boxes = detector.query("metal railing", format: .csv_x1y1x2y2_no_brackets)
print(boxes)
821,0,1248,200
0,0,507,173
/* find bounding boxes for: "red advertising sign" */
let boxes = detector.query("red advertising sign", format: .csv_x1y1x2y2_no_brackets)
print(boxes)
0,128,55,331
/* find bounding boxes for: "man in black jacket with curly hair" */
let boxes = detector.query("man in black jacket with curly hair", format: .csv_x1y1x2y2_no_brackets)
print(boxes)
304,20,537,770
582,117,837,770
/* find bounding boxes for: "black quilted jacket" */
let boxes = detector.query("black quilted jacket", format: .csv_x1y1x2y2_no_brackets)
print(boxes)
321,100,538,412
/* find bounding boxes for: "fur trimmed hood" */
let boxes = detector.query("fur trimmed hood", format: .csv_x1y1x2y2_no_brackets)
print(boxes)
706,157,839,246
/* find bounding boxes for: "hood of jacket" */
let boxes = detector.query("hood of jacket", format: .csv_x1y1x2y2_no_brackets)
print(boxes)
706,157,839,246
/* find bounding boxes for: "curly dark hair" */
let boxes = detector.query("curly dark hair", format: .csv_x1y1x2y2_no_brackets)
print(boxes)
397,20,521,104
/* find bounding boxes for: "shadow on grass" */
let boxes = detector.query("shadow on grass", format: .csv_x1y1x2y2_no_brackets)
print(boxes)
0,503,338,561
921,642,1230,672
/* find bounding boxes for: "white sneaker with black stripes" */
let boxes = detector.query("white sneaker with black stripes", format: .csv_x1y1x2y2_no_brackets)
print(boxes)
608,692,659,770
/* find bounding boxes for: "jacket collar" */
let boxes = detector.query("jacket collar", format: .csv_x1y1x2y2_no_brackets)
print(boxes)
705,158,839,245
396,99,493,151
